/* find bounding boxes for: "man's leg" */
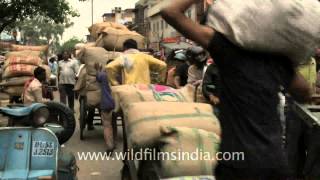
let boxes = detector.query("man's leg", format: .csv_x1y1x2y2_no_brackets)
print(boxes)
66,84,75,111
101,110,114,151
59,84,67,105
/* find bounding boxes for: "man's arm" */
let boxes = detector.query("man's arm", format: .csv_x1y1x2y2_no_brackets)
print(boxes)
106,59,122,86
161,0,215,48
147,56,167,83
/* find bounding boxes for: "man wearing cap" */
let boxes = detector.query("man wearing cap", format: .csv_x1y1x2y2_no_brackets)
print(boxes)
186,46,208,86
174,51,190,88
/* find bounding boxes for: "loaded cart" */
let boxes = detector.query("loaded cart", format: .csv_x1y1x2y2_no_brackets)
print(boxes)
112,84,220,180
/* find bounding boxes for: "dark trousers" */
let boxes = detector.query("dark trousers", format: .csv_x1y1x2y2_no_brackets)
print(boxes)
59,84,75,111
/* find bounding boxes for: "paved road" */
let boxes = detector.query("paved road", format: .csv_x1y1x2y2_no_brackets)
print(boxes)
64,101,124,180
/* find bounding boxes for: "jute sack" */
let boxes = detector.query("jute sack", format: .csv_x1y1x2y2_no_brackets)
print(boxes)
3,64,37,78
206,0,320,65
4,56,42,68
96,28,145,51
117,84,194,112
11,44,48,52
3,85,24,96
0,76,32,86
86,75,100,91
89,22,128,39
111,85,132,113
78,47,121,76
125,102,220,148
74,66,87,96
159,127,220,178
87,89,101,107
6,50,42,58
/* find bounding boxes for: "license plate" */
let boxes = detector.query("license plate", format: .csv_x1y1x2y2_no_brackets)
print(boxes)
32,141,55,157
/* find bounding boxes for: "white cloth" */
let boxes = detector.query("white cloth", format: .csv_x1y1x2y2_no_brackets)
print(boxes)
58,59,80,85
206,0,320,65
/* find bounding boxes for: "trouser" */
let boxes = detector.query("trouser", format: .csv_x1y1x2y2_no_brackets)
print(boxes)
59,84,75,111
101,111,114,150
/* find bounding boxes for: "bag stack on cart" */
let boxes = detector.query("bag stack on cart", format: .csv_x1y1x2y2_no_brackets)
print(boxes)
114,84,221,179
75,44,122,107
89,22,145,51
0,48,50,96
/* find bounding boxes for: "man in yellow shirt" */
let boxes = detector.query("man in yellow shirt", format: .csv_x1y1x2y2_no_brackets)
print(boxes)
106,39,167,85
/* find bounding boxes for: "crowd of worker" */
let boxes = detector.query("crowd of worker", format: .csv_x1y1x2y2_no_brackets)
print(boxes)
18,0,320,179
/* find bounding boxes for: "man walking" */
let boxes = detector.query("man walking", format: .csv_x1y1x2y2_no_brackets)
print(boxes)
58,51,79,112
106,39,167,85
161,0,311,179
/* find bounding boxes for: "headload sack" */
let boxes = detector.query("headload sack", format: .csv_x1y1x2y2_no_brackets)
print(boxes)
206,0,320,65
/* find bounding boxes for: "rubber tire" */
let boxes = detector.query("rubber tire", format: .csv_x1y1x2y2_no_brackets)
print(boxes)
79,97,87,140
121,164,131,180
138,160,161,180
45,101,76,145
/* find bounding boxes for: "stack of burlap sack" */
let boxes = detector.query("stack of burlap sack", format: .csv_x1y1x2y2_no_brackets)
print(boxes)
206,0,320,65
89,22,145,51
0,47,50,97
75,43,122,107
113,84,221,178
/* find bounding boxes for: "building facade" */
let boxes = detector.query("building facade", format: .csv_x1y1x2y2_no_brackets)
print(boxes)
133,0,208,50
102,7,135,28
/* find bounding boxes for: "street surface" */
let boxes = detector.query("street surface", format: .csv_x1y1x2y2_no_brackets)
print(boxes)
64,100,123,180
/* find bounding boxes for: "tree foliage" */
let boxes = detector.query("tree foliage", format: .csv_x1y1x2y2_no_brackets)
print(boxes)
59,37,84,54
0,0,78,33
14,16,74,45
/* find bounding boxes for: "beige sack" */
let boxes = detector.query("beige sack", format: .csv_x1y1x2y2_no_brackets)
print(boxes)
6,50,42,58
78,47,121,76
87,89,101,107
206,0,320,65
86,75,100,91
96,28,145,51
4,56,42,68
125,102,221,148
74,66,87,96
159,127,220,178
11,45,48,52
89,22,129,39
3,86,24,96
0,76,32,86
3,64,37,78
115,84,194,113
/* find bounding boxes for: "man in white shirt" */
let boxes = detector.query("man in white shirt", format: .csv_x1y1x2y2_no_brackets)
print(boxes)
58,51,79,112
23,67,48,104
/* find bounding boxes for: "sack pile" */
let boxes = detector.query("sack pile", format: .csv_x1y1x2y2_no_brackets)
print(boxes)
115,82,221,178
1,50,50,96
111,84,195,113
89,22,129,39
89,21,144,51
159,127,220,177
206,0,320,65
11,44,48,52
75,46,121,107
95,27,145,51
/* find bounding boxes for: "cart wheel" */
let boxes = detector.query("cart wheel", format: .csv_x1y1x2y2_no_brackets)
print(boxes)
121,164,131,180
138,161,161,180
79,97,87,140
112,112,118,143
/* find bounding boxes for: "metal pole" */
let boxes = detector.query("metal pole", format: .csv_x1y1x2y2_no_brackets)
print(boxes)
91,0,93,25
